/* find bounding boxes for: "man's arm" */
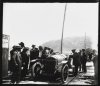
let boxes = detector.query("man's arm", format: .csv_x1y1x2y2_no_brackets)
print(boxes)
12,52,18,66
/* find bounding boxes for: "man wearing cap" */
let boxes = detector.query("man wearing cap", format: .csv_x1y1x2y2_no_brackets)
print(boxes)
81,49,87,73
30,45,37,60
71,49,80,76
10,46,22,84
21,47,30,80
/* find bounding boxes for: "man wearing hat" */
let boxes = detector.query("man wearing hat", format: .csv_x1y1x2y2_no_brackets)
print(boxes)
19,42,25,52
19,42,30,79
10,45,22,84
30,44,37,60
21,47,30,80
71,49,80,76
81,49,87,73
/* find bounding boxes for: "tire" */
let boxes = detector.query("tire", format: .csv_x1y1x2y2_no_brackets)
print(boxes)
31,62,42,80
61,64,69,83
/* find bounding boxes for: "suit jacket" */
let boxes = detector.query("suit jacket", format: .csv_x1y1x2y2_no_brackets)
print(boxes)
73,52,80,66
21,51,29,66
30,49,38,60
81,52,87,63
11,51,22,68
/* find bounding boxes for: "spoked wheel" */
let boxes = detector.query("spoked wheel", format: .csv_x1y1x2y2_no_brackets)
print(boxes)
31,62,42,80
61,64,69,83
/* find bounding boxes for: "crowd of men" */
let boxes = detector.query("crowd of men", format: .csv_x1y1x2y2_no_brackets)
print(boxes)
69,49,87,76
69,48,98,84
9,42,97,84
9,42,55,84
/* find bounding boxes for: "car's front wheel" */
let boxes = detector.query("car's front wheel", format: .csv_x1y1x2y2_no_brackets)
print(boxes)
61,64,69,83
31,62,42,80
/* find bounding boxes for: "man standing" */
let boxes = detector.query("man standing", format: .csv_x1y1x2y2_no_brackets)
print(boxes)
10,46,22,84
71,49,80,76
10,45,16,73
81,49,87,73
30,45,37,60
19,42,30,80
38,46,43,59
91,50,98,85
19,42,25,52
21,47,30,80
78,50,82,72
35,47,39,58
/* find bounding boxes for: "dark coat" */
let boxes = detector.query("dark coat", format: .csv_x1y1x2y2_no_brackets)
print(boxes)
72,52,80,66
10,50,22,82
10,49,15,71
30,48,38,60
81,52,87,64
41,50,46,59
21,49,30,77
21,51,29,66
10,50,22,70
78,52,82,64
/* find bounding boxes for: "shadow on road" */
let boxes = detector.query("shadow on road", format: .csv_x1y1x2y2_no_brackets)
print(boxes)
78,74,95,85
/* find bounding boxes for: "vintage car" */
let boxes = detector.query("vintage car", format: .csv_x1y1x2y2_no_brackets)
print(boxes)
30,54,69,83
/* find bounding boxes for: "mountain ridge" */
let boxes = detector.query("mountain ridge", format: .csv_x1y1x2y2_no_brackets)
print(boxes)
42,36,92,54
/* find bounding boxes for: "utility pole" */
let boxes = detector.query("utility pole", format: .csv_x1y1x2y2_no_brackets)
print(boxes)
61,3,67,54
84,32,86,50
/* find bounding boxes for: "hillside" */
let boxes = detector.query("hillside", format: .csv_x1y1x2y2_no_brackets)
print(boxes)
42,36,92,54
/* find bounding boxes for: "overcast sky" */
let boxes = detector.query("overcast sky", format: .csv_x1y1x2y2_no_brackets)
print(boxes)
3,3,98,50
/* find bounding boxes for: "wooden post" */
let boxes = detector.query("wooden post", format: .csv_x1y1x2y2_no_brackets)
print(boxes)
61,3,67,54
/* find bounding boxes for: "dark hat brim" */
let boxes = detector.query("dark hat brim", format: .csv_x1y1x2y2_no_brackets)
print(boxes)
14,46,22,49
32,45,35,47
19,42,24,45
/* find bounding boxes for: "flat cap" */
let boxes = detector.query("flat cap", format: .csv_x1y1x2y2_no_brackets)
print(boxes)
71,49,76,52
31,44,36,47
